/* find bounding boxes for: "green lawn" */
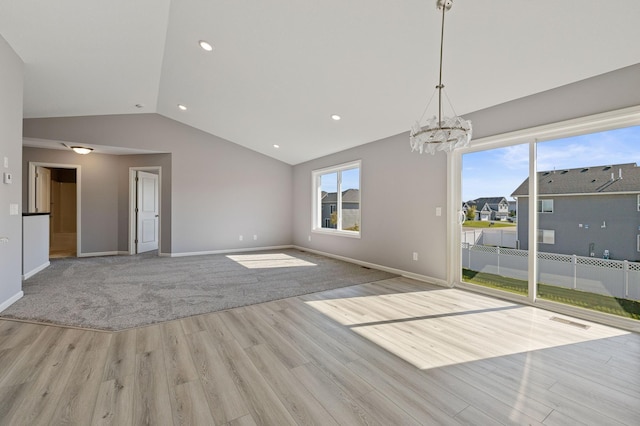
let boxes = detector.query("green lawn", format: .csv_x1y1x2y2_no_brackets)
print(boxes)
463,220,516,228
462,268,640,320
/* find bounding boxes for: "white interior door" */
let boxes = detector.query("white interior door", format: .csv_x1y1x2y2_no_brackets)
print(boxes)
35,166,51,213
136,171,159,253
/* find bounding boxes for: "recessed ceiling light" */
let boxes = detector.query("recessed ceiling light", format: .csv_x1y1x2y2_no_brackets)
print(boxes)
178,104,187,111
199,40,213,52
273,144,280,149
331,114,341,121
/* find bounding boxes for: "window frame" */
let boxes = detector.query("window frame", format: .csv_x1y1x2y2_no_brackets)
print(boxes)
450,105,640,313
537,229,555,244
537,199,554,213
312,160,361,238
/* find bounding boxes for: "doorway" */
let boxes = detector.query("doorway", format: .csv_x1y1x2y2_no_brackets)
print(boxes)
28,162,81,258
129,167,161,254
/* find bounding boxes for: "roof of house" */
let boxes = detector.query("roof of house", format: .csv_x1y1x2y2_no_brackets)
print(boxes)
511,163,640,196
321,189,360,204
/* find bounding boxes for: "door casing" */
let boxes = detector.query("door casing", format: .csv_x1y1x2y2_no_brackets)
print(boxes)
129,166,162,255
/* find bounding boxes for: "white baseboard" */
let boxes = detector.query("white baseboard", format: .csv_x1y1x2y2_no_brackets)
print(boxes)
22,261,50,281
0,291,24,313
292,245,449,287
169,245,294,258
77,251,120,258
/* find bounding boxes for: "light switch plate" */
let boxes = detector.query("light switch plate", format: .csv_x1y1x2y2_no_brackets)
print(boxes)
10,204,19,215
3,156,7,168
3,172,12,184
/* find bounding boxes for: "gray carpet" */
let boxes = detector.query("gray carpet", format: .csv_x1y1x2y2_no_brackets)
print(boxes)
1,249,396,331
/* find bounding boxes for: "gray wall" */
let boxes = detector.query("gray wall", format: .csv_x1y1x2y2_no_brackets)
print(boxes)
517,195,640,261
23,114,293,255
0,35,23,308
22,148,173,254
293,133,449,282
292,64,640,283
466,63,640,140
117,154,172,253
22,147,120,254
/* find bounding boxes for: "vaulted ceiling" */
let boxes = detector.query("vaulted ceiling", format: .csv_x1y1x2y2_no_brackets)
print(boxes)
2,0,639,164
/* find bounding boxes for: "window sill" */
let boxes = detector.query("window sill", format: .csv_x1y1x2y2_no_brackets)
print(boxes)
312,229,361,239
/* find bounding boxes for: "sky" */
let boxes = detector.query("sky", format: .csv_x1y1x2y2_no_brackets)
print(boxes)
462,125,640,201
320,167,360,193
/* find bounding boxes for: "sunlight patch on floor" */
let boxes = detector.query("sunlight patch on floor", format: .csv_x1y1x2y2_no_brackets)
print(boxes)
305,287,630,370
226,253,317,269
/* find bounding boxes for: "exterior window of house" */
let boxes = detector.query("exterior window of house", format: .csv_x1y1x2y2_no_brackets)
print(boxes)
637,194,640,211
537,229,555,244
312,160,361,237
537,199,553,213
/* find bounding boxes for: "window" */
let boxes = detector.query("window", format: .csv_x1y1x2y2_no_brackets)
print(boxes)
313,160,361,236
537,229,555,244
637,194,640,211
537,199,554,213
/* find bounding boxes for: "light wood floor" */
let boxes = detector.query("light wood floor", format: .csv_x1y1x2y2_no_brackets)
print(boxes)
0,277,638,425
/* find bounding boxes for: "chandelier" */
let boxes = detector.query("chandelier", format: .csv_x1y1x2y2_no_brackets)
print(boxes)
410,0,472,155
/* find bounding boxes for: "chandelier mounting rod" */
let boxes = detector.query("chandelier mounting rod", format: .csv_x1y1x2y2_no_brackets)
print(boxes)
437,0,446,127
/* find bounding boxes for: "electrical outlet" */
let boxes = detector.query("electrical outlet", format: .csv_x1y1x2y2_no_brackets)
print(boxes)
253,234,257,240
308,235,311,242
239,235,243,241
413,252,418,261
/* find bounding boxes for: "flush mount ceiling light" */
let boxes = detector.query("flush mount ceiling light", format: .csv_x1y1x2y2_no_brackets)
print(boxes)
409,0,472,155
198,40,213,52
273,144,280,148
71,146,93,155
178,104,187,111
331,114,341,121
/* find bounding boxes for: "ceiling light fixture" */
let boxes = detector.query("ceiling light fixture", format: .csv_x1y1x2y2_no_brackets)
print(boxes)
331,114,341,121
178,104,187,111
409,0,472,155
71,146,93,155
273,144,280,149
198,40,213,52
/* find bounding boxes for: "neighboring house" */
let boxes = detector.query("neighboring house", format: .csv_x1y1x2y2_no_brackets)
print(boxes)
321,189,360,230
512,163,640,261
464,197,510,221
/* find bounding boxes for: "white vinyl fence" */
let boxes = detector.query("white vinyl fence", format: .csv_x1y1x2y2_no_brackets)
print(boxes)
461,243,640,301
462,228,517,248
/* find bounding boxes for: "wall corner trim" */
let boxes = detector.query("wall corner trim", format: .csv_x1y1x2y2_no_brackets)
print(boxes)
292,245,449,288
77,251,121,258
22,261,50,281
168,245,294,258
0,291,24,313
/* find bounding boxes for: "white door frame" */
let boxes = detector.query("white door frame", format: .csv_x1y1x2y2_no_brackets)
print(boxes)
28,162,82,256
129,166,162,255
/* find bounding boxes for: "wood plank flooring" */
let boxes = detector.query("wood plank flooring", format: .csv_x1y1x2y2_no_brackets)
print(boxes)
0,276,638,425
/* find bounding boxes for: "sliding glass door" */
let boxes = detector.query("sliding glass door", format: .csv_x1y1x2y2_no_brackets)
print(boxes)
456,117,640,323
461,144,529,298
534,128,640,320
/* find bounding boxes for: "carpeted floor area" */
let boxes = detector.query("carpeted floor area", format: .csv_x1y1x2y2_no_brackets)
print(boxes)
1,249,396,331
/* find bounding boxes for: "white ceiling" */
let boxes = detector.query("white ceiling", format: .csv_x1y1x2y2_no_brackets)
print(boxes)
2,0,640,164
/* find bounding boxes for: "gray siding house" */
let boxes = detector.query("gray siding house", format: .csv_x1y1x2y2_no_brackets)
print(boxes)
463,197,510,221
321,189,360,230
512,163,640,261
